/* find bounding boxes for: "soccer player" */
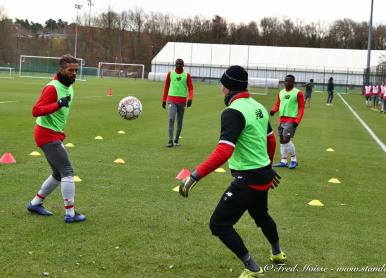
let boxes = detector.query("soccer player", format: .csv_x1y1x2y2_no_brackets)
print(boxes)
364,83,372,106
162,58,194,147
371,82,380,110
179,65,285,277
270,75,305,169
304,79,314,108
326,77,334,105
27,54,86,223
381,81,386,113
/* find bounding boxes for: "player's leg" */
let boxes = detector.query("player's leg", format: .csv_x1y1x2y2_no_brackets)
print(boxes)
209,180,262,275
167,103,177,147
45,141,85,223
247,189,286,264
27,144,62,216
174,103,185,146
273,124,288,167
286,124,298,169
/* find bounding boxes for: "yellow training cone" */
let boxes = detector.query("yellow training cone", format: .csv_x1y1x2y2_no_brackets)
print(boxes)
74,176,82,182
114,158,125,164
326,148,335,152
65,143,74,147
29,151,41,156
308,200,324,206
328,178,341,184
118,130,125,134
173,186,179,192
95,136,103,140
215,168,226,173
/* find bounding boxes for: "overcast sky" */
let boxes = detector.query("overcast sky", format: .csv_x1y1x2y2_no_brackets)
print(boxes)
1,0,385,26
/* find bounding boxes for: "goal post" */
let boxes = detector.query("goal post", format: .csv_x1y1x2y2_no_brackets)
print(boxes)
98,62,144,79
0,67,15,79
19,55,86,80
248,77,279,96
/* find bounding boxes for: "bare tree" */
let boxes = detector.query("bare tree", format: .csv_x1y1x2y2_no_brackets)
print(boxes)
128,8,146,62
117,11,129,62
211,15,228,43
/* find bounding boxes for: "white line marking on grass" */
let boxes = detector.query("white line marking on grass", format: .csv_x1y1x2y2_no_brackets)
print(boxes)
338,94,386,153
0,101,16,104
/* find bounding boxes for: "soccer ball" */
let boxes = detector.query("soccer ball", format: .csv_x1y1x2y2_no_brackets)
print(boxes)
118,96,142,120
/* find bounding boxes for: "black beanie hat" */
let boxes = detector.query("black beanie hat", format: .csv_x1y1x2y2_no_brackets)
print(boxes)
220,65,248,91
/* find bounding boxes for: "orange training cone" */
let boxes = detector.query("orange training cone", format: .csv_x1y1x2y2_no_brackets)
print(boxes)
107,88,113,96
0,152,16,164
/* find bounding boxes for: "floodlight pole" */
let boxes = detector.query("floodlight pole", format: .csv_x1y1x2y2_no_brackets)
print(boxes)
365,0,374,84
87,0,94,26
74,4,82,58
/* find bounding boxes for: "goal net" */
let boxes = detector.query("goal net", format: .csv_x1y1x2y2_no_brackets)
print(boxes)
19,55,85,80
98,62,144,79
0,67,15,79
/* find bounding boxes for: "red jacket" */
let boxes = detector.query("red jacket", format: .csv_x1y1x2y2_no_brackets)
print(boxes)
32,74,66,147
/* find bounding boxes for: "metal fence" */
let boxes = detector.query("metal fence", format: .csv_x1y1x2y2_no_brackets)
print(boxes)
151,62,364,94
364,62,386,85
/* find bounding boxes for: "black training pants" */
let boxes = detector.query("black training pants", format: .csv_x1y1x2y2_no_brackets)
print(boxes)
209,177,279,258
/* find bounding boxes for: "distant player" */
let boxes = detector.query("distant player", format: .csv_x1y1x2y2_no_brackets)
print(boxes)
162,58,194,147
179,65,285,277
304,79,314,108
364,83,372,106
270,75,305,169
371,82,379,109
326,77,334,106
381,82,386,113
27,54,86,223
379,81,385,111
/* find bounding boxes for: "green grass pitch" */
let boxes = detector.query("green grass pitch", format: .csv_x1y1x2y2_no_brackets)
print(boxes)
1,77,386,277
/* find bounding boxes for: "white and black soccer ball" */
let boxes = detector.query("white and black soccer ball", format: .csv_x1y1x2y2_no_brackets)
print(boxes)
118,96,142,120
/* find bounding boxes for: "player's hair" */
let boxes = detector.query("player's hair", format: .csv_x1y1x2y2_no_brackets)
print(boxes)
285,74,295,82
59,54,78,68
310,79,314,82
175,58,184,66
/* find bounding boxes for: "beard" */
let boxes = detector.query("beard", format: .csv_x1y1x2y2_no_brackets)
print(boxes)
58,72,76,86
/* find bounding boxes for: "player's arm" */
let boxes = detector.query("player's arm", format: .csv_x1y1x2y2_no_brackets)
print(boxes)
267,122,276,164
186,73,194,107
270,94,280,115
195,108,244,178
187,73,194,100
294,91,305,125
180,109,244,197
162,72,171,102
32,86,60,117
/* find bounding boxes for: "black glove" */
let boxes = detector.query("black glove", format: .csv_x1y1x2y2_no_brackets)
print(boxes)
270,170,282,190
187,99,192,107
179,172,199,198
162,101,166,109
293,122,299,128
58,95,71,108
269,110,275,116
